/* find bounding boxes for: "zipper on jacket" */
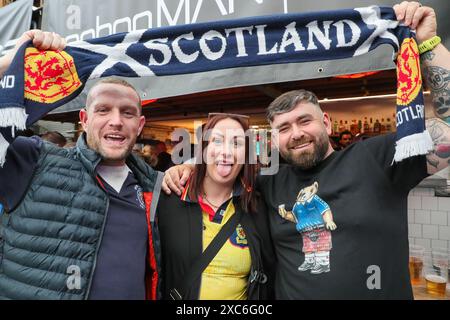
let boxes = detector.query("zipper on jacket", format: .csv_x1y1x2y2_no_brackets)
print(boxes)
84,189,110,299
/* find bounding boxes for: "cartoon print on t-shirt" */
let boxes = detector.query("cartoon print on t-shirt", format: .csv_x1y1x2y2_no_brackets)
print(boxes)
278,182,337,274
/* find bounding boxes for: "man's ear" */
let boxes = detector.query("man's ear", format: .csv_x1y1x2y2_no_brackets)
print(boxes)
271,126,280,149
137,115,146,136
323,112,332,136
79,109,88,132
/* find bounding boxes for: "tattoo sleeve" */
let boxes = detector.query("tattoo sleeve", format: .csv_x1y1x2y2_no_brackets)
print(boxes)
426,118,450,174
423,65,450,121
421,45,450,173
421,50,435,63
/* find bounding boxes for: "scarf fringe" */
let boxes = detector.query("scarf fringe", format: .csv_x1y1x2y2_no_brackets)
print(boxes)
393,130,434,163
0,132,9,167
0,107,28,132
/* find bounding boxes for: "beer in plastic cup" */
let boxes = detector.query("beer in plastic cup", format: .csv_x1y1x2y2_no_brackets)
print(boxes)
409,244,424,285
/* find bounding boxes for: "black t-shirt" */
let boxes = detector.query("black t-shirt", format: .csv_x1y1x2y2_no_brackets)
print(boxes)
257,133,428,299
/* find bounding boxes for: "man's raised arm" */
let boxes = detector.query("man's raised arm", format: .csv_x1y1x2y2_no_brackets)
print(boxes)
394,2,450,174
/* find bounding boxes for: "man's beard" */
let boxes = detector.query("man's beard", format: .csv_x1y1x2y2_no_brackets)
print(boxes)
87,133,135,162
280,132,329,170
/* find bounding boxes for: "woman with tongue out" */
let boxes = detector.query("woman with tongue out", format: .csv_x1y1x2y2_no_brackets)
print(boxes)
156,113,274,300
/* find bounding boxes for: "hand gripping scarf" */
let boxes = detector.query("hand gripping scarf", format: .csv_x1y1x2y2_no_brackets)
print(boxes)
0,6,433,166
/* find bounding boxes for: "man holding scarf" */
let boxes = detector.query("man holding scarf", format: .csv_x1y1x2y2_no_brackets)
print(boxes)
0,32,163,299
163,2,450,299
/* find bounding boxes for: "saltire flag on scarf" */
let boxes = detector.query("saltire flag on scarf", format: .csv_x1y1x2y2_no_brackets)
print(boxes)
0,5,433,166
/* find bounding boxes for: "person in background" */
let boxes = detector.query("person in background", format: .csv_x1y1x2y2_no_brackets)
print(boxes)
336,130,353,150
142,144,159,168
40,131,67,147
154,140,174,172
164,138,174,153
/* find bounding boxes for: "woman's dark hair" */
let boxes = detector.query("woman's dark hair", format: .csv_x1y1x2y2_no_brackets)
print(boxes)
188,114,258,213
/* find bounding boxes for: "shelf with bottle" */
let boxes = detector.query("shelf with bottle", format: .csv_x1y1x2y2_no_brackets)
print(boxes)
330,114,397,137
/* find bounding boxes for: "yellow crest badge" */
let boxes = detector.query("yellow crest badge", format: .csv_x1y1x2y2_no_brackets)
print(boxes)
396,38,422,106
230,224,248,248
24,48,82,103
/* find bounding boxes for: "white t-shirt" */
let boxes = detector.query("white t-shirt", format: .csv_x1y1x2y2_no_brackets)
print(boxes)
96,164,131,193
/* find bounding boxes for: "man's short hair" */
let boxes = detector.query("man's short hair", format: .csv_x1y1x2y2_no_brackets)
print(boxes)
41,131,67,147
86,77,142,113
156,141,167,153
339,130,353,140
266,89,321,122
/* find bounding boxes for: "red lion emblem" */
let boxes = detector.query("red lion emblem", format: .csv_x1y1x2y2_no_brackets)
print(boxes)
396,38,422,106
24,48,81,103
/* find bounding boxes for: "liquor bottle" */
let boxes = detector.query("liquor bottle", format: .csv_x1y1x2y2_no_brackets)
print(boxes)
344,120,349,131
381,118,386,134
333,120,338,135
373,119,381,134
350,119,358,135
338,120,345,132
358,119,362,134
369,118,373,133
363,117,369,133
386,118,392,132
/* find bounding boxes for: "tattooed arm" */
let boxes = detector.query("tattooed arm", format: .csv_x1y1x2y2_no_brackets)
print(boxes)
422,46,450,123
394,2,450,174
422,43,450,174
425,118,450,174
395,2,450,121
420,23,450,174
